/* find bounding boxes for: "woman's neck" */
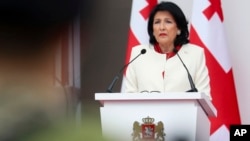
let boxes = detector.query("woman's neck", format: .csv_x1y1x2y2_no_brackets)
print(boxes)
159,43,175,53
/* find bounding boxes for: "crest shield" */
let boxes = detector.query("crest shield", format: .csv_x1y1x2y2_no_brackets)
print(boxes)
132,116,166,141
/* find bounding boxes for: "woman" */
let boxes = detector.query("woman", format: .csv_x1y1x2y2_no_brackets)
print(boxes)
124,1,211,100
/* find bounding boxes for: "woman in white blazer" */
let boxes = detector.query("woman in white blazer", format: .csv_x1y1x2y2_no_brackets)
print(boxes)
124,1,211,100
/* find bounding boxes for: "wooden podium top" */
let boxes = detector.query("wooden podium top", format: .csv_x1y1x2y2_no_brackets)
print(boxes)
95,92,217,117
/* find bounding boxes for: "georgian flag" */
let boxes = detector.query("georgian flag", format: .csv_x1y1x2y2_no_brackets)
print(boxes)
124,0,157,65
189,0,241,140
123,0,241,140
121,0,157,92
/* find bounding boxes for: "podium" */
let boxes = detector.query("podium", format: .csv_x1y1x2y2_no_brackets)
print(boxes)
95,92,217,141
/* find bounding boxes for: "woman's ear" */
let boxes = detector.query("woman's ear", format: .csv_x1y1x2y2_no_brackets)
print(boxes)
177,30,181,35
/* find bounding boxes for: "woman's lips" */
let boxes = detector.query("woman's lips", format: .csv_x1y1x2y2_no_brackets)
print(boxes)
159,33,167,36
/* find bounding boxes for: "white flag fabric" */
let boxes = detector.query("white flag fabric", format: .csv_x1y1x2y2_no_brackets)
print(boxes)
121,0,157,92
123,0,241,140
189,0,241,140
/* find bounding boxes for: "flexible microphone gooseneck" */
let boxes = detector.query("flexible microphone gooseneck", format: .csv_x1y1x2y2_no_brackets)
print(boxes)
106,49,146,93
174,48,198,92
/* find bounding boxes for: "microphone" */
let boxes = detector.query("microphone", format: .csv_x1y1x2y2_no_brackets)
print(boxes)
106,49,147,92
174,48,198,92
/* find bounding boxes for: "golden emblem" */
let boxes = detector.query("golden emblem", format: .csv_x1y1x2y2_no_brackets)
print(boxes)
132,116,166,141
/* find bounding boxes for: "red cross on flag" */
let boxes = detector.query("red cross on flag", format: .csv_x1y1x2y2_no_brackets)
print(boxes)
189,0,241,140
121,0,157,92
123,0,241,140
124,0,157,67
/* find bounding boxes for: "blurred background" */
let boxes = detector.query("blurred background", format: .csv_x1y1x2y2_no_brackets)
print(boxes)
0,0,249,141
0,0,131,140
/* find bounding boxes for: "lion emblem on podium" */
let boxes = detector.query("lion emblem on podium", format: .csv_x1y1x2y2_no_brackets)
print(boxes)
132,116,166,141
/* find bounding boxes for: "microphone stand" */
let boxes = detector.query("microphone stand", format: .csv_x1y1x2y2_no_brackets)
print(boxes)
106,49,146,93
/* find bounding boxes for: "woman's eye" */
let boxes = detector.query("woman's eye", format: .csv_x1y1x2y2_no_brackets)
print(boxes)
166,20,173,23
154,21,160,24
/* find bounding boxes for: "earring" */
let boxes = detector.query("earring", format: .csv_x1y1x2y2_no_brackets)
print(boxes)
177,30,181,35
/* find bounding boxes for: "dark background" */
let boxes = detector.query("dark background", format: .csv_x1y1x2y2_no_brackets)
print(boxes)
0,0,133,124
81,0,131,98
0,0,132,108
80,0,132,118
0,0,132,140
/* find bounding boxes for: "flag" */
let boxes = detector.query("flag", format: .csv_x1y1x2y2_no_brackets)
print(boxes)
121,0,157,92
123,0,241,139
189,0,241,140
124,0,157,67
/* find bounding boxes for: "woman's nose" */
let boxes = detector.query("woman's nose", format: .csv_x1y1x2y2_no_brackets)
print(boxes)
159,22,165,30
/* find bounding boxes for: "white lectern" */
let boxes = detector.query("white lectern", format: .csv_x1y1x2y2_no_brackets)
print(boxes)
95,92,217,141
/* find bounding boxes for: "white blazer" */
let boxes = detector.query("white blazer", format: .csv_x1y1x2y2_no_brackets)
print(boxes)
124,43,211,100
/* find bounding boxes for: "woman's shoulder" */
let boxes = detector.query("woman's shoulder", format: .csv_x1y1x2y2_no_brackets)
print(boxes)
182,43,204,52
183,43,203,48
131,44,153,53
132,44,150,49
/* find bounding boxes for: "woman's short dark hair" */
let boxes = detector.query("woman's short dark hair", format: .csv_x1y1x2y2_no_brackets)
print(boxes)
147,1,189,46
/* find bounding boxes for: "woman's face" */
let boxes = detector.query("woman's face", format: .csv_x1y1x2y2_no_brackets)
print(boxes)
153,11,179,46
